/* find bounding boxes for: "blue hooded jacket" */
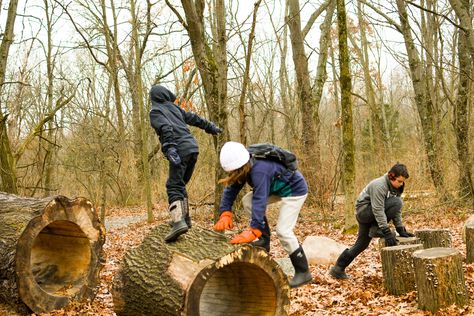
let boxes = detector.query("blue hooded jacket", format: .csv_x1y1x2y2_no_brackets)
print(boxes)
149,85,215,157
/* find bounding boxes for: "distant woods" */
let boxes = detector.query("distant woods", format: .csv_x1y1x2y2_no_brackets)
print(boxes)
0,0,472,221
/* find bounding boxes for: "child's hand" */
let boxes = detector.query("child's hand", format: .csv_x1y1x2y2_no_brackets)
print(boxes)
206,122,223,135
166,147,181,166
230,228,262,244
213,211,233,230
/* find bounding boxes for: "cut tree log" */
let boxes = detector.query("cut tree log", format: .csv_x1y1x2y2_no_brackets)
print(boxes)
381,244,423,295
414,229,452,248
112,224,291,316
413,248,469,312
0,192,105,314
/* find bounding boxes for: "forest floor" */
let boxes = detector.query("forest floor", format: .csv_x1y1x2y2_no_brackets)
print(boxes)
1,196,474,316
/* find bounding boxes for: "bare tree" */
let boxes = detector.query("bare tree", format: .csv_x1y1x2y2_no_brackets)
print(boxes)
0,0,20,193
336,0,356,231
287,0,329,204
396,0,452,201
167,0,229,214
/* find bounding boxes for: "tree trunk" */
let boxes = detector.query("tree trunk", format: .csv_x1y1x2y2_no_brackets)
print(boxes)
0,0,20,194
413,248,469,312
453,1,474,205
0,192,105,314
381,244,423,295
395,0,452,201
287,0,322,204
112,224,290,316
174,0,229,217
414,229,452,248
336,0,356,232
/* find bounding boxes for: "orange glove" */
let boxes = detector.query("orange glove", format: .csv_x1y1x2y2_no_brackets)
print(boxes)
230,228,262,244
213,211,233,231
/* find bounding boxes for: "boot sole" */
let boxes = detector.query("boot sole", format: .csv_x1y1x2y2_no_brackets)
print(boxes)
329,268,349,280
289,274,313,288
165,225,189,243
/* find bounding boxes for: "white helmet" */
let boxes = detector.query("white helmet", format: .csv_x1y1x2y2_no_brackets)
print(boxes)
219,141,250,172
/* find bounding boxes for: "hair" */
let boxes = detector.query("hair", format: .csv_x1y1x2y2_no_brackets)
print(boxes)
388,163,409,180
219,161,251,186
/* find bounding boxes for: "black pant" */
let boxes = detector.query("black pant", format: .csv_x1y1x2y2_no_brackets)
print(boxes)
346,196,402,259
166,153,198,204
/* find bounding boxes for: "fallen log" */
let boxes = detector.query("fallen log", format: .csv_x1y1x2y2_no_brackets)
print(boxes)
112,224,290,316
413,247,469,312
0,192,105,314
381,244,423,295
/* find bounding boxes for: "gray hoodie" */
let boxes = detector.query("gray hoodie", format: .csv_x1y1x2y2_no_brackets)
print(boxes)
355,173,404,229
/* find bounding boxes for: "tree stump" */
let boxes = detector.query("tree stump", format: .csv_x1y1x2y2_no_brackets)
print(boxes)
414,229,452,248
112,224,290,316
463,215,474,263
0,192,106,314
381,244,423,295
465,223,474,263
413,248,469,312
378,236,421,249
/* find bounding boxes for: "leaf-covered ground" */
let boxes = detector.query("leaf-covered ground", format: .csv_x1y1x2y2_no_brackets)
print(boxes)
1,197,473,316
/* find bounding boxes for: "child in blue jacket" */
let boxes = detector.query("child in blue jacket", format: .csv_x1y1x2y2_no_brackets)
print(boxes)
214,141,312,288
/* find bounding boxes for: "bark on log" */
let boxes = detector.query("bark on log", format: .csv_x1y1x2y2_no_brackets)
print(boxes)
381,244,423,295
465,222,474,263
415,229,452,248
413,248,469,312
378,236,421,249
0,192,105,314
112,224,290,316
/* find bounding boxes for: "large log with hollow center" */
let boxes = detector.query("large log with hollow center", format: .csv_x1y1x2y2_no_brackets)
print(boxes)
413,247,469,312
111,224,290,316
0,192,105,314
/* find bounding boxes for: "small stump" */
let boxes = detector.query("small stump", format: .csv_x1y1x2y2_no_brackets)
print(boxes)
464,221,474,263
413,248,469,313
378,236,421,249
381,244,423,295
415,229,451,248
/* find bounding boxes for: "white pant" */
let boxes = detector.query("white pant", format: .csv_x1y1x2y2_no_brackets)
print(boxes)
242,191,308,254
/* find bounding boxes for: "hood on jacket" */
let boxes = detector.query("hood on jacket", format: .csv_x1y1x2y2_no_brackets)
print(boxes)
150,85,177,104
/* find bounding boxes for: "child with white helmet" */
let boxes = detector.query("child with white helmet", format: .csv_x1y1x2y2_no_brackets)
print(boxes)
214,141,312,288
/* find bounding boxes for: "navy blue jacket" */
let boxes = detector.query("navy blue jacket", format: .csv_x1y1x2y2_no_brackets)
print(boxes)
219,159,308,230
149,85,215,157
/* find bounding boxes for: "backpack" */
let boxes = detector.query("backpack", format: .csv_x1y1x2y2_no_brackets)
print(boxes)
247,143,297,171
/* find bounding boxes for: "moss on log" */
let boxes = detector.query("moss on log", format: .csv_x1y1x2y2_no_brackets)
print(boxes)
112,224,290,316
0,192,105,314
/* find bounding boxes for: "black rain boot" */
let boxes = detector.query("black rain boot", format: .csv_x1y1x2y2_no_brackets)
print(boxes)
289,246,312,288
165,200,189,243
251,216,270,252
183,197,192,228
329,248,355,279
